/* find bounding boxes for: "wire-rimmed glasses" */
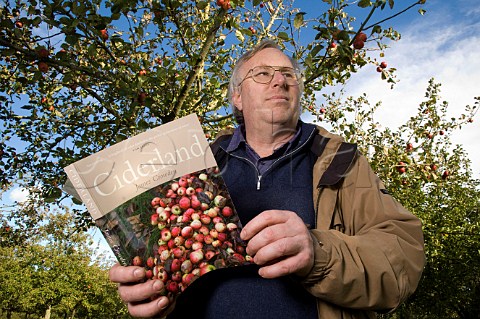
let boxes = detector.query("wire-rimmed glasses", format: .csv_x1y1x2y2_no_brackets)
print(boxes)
238,66,302,86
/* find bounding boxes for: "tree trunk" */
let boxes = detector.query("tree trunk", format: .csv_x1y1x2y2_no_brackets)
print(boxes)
44,305,51,319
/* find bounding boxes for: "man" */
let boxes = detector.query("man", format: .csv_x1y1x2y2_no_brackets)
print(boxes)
109,40,425,318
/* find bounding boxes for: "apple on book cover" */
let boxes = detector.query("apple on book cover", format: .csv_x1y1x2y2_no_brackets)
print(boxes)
63,114,251,300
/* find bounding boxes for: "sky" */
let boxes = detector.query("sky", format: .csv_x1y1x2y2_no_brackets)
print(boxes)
2,0,479,257
301,0,480,179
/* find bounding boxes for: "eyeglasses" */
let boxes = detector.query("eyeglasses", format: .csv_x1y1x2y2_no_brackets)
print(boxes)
237,66,302,86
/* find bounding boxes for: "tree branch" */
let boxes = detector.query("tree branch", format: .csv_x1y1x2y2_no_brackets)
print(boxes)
363,1,424,31
171,9,227,120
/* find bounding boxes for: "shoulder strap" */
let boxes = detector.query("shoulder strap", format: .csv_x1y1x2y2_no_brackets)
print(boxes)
311,127,358,188
311,127,358,231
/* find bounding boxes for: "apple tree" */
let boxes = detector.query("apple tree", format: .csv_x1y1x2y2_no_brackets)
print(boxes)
0,0,429,229
315,79,479,318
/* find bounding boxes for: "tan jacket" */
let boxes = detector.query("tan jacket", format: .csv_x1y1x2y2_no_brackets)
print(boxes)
303,127,425,318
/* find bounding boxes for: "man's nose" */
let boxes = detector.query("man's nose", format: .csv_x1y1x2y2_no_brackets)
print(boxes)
271,70,287,87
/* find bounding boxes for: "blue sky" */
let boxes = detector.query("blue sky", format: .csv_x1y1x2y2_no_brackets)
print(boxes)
301,0,480,179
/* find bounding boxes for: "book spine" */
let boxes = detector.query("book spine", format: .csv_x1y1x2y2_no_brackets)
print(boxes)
64,164,102,220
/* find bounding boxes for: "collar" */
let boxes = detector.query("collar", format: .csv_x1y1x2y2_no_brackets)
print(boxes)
226,121,306,155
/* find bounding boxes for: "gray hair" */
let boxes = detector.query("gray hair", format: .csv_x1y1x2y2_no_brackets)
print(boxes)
228,39,304,124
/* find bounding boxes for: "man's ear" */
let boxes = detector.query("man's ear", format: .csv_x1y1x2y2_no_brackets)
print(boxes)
232,88,242,111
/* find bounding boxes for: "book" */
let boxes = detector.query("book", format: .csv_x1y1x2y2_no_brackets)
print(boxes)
64,114,250,299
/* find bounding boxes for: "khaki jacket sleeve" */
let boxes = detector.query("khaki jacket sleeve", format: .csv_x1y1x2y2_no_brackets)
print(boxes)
302,154,425,312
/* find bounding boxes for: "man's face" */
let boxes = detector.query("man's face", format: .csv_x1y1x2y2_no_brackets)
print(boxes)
233,48,301,130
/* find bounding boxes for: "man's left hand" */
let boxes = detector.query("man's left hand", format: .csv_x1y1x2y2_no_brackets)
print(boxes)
240,210,314,278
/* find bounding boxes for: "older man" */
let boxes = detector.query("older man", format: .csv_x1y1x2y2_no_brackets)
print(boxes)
109,40,425,319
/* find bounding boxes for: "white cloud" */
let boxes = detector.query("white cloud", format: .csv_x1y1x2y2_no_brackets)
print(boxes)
308,2,480,178
9,187,30,203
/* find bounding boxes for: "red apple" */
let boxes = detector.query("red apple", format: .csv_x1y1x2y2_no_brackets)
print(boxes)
146,257,155,268
356,32,367,42
221,206,233,217
181,226,194,238
178,196,190,210
37,48,50,58
100,29,108,41
442,170,450,179
38,61,49,72
189,250,204,264
199,264,215,276
396,162,406,174
353,40,364,50
166,281,178,293
132,256,142,266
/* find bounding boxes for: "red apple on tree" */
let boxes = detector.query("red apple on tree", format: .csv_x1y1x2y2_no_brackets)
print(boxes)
396,162,406,174
442,170,450,179
38,61,49,73
353,40,364,50
356,32,367,42
100,29,108,41
37,48,50,59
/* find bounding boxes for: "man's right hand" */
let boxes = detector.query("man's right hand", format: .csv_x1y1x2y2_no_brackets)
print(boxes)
109,263,171,318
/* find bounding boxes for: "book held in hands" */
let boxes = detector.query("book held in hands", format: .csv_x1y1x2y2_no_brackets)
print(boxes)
64,114,250,299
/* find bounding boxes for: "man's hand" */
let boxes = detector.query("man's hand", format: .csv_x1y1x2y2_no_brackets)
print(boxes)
109,264,171,318
240,210,314,278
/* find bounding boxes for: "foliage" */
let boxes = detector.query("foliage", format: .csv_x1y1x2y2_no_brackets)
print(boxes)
1,0,426,221
0,210,130,319
317,79,479,318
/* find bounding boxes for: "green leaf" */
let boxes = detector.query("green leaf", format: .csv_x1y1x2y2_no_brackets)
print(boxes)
72,197,83,205
253,0,262,6
196,1,209,10
358,0,372,8
65,34,80,45
235,29,245,42
372,25,382,34
389,0,394,9
418,9,426,15
277,32,289,41
294,12,306,29
310,44,324,58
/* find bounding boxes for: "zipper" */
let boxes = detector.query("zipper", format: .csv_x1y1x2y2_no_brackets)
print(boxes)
221,128,317,190
227,153,262,189
257,128,317,190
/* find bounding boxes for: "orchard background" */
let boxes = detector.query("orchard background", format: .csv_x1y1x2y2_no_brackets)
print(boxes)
1,0,479,318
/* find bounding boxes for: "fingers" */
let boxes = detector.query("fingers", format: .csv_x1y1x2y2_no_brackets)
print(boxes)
240,210,314,278
240,210,291,241
128,295,170,318
109,264,171,318
258,255,308,279
118,278,166,304
109,263,145,284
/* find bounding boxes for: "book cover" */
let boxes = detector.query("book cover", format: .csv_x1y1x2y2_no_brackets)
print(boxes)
64,114,250,299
